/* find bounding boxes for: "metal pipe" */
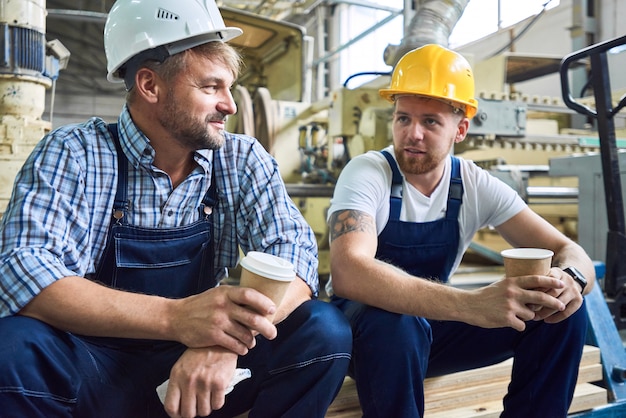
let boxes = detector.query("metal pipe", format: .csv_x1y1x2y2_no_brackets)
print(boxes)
311,9,402,68
285,184,335,198
327,0,399,13
46,9,108,23
285,184,579,200
527,186,578,199
384,0,470,67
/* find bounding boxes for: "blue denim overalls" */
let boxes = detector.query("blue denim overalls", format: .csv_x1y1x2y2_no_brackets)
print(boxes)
375,150,461,281
94,124,217,299
0,125,352,417
332,150,588,417
74,123,221,414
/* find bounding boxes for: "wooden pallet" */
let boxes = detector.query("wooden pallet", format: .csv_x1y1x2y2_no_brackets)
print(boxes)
326,345,607,417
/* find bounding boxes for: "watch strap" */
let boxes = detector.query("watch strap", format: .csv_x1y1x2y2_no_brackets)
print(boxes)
563,266,587,294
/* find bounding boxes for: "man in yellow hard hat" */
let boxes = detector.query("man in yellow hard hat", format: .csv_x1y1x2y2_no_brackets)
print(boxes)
327,44,594,417
0,0,351,416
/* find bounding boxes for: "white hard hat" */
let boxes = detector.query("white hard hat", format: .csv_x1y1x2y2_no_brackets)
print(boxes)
104,0,243,83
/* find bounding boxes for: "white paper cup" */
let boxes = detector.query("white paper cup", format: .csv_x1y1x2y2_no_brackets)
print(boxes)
500,248,554,277
239,252,295,309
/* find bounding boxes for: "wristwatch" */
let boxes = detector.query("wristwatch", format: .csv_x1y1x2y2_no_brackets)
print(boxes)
563,266,587,294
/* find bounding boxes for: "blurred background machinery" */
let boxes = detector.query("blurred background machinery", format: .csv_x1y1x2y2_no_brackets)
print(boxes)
3,0,625,291
0,0,69,215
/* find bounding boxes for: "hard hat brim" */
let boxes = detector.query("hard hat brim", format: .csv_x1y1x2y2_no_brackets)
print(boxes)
107,26,243,83
379,89,478,119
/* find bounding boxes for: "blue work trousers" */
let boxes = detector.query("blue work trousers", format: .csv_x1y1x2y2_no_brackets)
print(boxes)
332,296,588,418
0,300,351,418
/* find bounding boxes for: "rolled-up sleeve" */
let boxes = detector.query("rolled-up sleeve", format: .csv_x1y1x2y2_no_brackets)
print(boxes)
214,134,319,296
0,120,115,317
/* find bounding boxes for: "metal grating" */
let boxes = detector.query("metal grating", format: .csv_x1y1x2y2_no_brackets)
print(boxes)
0,24,45,74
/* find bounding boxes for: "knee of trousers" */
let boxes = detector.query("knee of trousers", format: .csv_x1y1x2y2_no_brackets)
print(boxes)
0,316,81,402
538,298,589,345
277,300,353,355
342,302,432,350
337,303,432,384
567,298,589,342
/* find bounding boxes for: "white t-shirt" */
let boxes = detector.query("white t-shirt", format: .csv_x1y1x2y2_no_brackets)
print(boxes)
327,145,526,291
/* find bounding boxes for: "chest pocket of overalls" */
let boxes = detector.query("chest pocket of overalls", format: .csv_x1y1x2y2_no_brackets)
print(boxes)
377,218,460,281
109,222,213,297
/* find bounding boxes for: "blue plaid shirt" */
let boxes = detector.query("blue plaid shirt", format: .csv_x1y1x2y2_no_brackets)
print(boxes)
0,106,318,316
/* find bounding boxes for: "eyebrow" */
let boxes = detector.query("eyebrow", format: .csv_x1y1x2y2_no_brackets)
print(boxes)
196,76,227,85
394,110,443,119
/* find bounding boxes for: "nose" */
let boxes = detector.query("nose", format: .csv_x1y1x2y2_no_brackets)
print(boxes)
407,121,425,141
217,89,237,116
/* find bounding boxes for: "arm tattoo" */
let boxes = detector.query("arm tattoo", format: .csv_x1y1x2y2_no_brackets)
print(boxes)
329,210,376,242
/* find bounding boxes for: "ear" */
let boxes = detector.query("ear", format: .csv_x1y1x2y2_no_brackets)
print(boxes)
455,117,470,143
133,67,160,104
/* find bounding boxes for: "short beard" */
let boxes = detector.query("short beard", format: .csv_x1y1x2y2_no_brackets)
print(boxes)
394,149,440,175
159,89,226,151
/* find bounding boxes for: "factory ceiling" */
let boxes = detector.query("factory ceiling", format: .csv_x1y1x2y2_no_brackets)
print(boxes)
44,0,320,97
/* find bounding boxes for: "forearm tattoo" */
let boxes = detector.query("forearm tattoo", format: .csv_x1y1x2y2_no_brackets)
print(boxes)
329,210,376,242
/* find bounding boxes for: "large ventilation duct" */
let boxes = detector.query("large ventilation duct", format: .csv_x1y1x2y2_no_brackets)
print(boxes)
384,0,469,67
0,0,69,216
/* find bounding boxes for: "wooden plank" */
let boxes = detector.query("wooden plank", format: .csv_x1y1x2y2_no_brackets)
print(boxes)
425,363,602,413
325,346,604,418
424,383,608,418
325,378,360,414
425,345,600,394
569,383,609,413
325,379,607,418
425,379,508,412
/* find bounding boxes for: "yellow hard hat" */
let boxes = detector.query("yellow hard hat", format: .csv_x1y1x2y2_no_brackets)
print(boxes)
379,44,478,119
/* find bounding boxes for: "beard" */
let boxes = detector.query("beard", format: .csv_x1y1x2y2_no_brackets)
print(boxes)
158,89,226,151
394,148,445,175
393,133,456,176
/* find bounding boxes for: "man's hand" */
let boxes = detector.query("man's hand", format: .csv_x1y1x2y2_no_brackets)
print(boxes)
465,274,566,331
163,347,238,418
532,267,585,323
169,285,277,355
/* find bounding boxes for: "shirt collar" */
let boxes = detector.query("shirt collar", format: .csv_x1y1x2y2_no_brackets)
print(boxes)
117,105,153,169
117,105,213,173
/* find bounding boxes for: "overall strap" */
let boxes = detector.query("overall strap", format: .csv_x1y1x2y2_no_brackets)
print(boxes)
381,150,403,220
446,156,463,220
108,123,218,222
200,157,219,217
201,157,218,284
107,123,130,222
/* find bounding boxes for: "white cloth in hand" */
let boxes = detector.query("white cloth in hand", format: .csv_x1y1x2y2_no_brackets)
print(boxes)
156,368,252,404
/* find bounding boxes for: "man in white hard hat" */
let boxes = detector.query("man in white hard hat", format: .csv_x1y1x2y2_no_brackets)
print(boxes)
0,1,351,417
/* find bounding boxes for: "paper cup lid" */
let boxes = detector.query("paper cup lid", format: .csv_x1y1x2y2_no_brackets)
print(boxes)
239,252,296,282
500,248,554,259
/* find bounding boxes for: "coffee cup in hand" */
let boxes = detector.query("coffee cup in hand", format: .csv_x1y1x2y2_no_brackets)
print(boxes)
501,248,553,278
239,252,295,318
501,248,554,312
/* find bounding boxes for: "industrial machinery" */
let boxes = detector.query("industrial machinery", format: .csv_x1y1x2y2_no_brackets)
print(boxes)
224,0,620,278
0,0,69,216
558,33,626,417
